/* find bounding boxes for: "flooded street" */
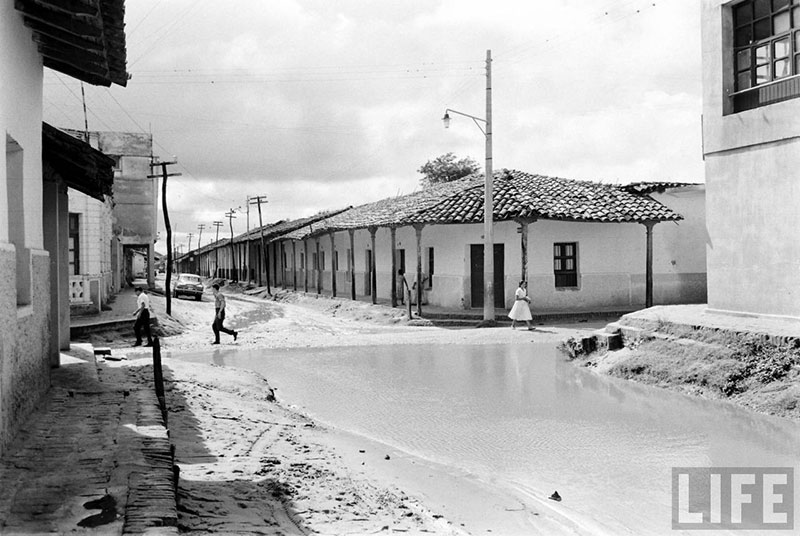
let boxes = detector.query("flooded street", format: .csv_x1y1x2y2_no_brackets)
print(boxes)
178,342,800,535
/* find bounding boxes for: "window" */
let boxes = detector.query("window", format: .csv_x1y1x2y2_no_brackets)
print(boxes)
320,251,325,271
732,0,800,111
69,213,80,275
334,250,339,271
300,252,305,270
554,242,579,288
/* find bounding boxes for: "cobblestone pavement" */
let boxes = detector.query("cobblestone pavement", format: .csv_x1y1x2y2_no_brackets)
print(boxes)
0,346,177,535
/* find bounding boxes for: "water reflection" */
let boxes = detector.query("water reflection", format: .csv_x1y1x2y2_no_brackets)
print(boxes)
176,342,800,535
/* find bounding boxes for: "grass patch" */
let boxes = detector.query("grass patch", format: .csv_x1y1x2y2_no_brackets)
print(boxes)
598,333,800,418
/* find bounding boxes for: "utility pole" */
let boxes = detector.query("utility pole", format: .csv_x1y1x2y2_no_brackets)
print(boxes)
148,158,181,316
212,221,223,278
187,232,193,252
225,209,238,282
245,196,250,283
249,195,271,293
197,224,205,276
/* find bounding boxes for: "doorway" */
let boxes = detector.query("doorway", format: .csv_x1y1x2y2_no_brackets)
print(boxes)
470,243,505,308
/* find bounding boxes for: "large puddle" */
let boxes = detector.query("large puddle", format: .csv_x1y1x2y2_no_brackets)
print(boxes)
176,343,800,535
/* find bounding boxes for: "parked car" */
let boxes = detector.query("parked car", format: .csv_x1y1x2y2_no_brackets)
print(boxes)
173,274,204,301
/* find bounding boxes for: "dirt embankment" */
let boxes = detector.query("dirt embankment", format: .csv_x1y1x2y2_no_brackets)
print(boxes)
558,326,800,421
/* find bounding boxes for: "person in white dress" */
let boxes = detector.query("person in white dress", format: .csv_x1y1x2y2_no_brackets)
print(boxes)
508,280,533,330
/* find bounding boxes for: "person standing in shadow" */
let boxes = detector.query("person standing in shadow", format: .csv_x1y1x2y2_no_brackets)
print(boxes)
132,287,153,347
212,284,238,344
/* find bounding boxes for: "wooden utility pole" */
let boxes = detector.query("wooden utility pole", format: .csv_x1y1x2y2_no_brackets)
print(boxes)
249,195,271,293
148,159,181,316
212,221,223,277
225,209,238,282
187,232,193,252
197,224,205,275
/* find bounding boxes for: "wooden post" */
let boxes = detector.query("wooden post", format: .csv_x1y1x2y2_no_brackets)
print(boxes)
303,239,309,293
644,221,655,308
348,229,356,301
152,337,166,426
390,226,398,307
414,224,424,318
517,217,536,283
369,227,377,305
329,232,337,298
315,237,322,295
292,240,297,291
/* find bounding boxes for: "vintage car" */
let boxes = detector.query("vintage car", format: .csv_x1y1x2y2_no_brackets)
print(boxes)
173,273,204,300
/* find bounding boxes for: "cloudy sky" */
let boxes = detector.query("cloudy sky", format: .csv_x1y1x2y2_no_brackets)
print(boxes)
43,0,703,253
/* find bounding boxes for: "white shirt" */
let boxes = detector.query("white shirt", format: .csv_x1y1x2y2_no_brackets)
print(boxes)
137,292,150,311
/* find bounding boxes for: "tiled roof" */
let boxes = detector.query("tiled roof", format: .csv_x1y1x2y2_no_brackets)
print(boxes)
42,123,115,202
411,170,683,224
238,208,350,243
285,178,480,239
16,0,128,87
249,170,685,245
618,181,702,195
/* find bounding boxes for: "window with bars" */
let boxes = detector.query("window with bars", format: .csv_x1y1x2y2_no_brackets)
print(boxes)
554,242,578,288
732,0,800,111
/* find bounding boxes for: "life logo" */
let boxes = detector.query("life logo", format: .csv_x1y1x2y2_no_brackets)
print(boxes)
672,467,794,530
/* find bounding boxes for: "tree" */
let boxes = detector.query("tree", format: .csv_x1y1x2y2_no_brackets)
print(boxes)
418,152,481,188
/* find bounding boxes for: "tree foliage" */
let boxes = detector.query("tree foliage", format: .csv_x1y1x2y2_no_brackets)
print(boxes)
417,152,481,188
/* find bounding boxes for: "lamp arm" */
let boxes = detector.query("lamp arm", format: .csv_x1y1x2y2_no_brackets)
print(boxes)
445,108,487,124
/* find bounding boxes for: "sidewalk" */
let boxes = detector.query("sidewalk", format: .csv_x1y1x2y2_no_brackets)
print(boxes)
0,344,178,535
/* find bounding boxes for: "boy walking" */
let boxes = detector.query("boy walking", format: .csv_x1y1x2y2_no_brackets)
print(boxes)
212,284,238,344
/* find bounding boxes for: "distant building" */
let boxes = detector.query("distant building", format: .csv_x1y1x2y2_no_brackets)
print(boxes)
702,0,800,318
64,130,157,291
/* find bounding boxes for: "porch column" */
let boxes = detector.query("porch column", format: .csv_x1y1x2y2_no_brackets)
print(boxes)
644,221,656,308
292,240,297,290
348,229,356,300
516,217,536,283
369,226,377,304
315,237,322,295
414,223,425,318
329,232,337,298
303,239,309,293
43,178,69,362
281,240,289,288
390,226,397,307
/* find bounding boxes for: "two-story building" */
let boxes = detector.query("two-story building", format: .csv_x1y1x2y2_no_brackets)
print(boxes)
702,0,800,319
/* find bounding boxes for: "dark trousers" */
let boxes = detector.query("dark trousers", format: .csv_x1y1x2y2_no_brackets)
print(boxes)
134,309,152,344
212,308,235,342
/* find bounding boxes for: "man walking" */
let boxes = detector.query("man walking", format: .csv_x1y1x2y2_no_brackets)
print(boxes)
132,287,153,347
212,284,238,344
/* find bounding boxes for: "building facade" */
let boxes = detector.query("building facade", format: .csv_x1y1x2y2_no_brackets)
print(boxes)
702,0,800,318
1,1,127,453
190,173,706,314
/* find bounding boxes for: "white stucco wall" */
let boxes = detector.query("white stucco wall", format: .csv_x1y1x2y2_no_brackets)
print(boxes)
1,5,44,248
68,191,114,277
702,0,800,318
0,7,50,455
281,190,706,313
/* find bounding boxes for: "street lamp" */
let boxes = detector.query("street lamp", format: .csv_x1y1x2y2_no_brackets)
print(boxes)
443,49,494,322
